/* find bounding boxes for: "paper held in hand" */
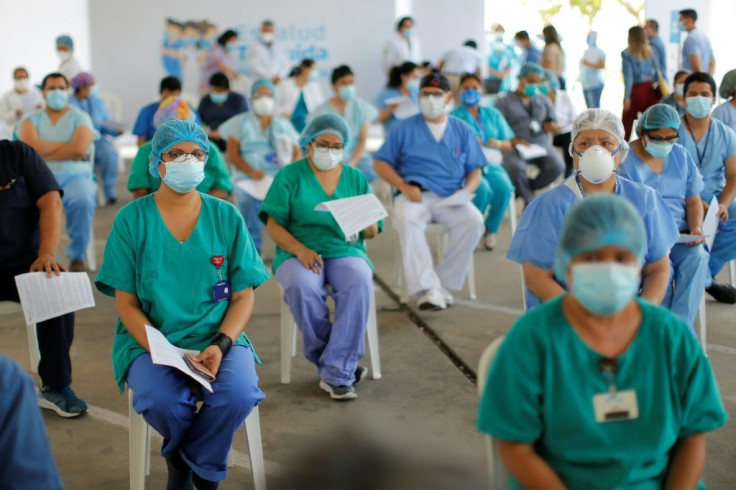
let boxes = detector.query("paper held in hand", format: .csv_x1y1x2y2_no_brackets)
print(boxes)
433,189,475,209
145,325,214,392
482,147,503,166
315,194,388,240
13,272,95,325
676,197,719,247
235,175,274,201
384,96,420,120
515,143,548,160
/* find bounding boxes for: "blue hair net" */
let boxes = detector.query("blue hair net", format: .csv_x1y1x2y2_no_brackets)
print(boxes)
636,103,681,135
251,79,275,97
519,62,544,78
544,69,559,92
553,194,647,282
298,113,350,150
56,35,74,50
148,120,209,177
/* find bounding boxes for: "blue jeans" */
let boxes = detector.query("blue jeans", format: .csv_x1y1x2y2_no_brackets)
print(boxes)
472,165,514,234
94,137,119,200
127,346,264,482
54,171,97,260
232,180,263,250
663,243,710,331
583,86,604,109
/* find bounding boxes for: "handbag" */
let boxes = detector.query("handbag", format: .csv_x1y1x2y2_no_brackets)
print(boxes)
651,56,670,98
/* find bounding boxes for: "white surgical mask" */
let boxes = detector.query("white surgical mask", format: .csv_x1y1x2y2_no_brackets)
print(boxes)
14,78,30,92
419,95,446,119
252,96,275,116
57,50,71,62
575,145,618,184
312,149,342,171
261,32,275,44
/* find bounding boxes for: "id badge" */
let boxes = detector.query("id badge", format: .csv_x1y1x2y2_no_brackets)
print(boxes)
212,280,232,302
593,390,639,423
264,152,278,165
529,120,542,134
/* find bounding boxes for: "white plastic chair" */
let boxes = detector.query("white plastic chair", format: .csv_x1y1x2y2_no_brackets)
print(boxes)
128,389,266,490
697,296,707,355
279,285,381,384
477,336,507,489
0,301,39,373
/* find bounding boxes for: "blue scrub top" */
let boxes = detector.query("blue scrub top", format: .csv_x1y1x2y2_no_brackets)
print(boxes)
450,105,515,144
23,108,95,174
373,113,487,197
618,144,703,232
374,87,419,136
681,29,714,74
712,102,736,135
309,98,379,162
507,175,679,308
677,117,736,199
197,92,249,131
478,296,728,489
69,95,116,138
648,35,667,76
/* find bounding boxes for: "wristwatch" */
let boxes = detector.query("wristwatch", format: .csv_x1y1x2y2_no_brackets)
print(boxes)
209,332,233,356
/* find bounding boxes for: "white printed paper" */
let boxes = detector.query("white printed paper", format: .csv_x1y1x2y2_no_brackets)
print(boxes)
315,194,388,240
433,190,475,209
145,325,213,392
385,96,420,120
482,147,503,166
703,197,719,251
13,272,95,325
515,143,548,160
676,234,707,244
236,175,274,201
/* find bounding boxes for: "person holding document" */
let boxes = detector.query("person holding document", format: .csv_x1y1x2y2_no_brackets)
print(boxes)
373,73,486,311
0,139,88,418
95,120,269,488
260,114,382,401
618,104,709,331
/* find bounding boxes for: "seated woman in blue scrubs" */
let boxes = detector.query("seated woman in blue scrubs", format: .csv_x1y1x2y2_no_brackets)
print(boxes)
450,73,515,250
95,120,269,489
480,194,727,489
260,114,381,401
619,104,709,330
375,61,420,136
508,108,678,309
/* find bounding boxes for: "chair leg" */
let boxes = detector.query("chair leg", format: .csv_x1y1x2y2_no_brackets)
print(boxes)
244,406,267,490
467,254,477,300
395,239,409,304
129,389,148,490
26,322,39,374
508,194,517,235
729,260,736,288
291,321,298,358
280,295,293,384
366,286,382,379
698,296,707,356
519,266,527,311
87,225,97,271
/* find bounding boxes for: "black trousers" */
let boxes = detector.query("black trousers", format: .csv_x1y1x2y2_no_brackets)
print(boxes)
1,263,75,389
553,132,574,178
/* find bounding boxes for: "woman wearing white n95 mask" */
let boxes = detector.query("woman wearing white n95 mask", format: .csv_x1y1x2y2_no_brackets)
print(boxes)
507,108,679,310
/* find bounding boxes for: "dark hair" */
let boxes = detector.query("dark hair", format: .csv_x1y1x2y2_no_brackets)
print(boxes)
673,70,690,85
679,9,697,21
387,61,418,88
159,76,182,94
463,40,477,49
165,18,184,28
396,16,413,31
262,20,274,28
217,29,238,46
209,72,230,89
542,25,560,45
331,65,354,85
41,72,68,90
645,19,659,31
514,30,530,41
288,59,315,78
459,73,482,86
683,72,716,97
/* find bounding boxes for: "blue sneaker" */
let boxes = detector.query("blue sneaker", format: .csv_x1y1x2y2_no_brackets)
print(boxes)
38,386,88,418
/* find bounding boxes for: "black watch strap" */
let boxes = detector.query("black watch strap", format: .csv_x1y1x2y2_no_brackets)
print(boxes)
209,333,233,356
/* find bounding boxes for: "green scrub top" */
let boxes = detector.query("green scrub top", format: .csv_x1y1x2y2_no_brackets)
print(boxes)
95,193,271,392
478,296,727,489
258,159,382,273
127,140,233,194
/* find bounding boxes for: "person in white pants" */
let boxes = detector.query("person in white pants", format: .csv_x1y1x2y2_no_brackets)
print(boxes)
373,73,486,310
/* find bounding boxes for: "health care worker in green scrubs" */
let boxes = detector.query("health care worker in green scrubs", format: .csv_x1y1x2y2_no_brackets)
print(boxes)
260,114,381,401
95,119,269,489
478,194,727,489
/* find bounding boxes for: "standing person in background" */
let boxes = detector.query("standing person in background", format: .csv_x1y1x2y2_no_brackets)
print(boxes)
513,31,541,65
0,67,43,128
55,35,82,82
645,19,667,78
621,26,661,138
679,9,715,75
712,69,736,133
198,72,249,152
579,31,605,109
247,20,290,86
381,17,420,75
438,40,483,99
661,70,690,117
275,59,325,133
487,26,517,95
545,70,577,178
375,61,420,136
201,29,240,95
541,25,565,90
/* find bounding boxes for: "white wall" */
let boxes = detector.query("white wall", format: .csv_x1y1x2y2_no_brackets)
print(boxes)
0,0,90,94
410,0,485,66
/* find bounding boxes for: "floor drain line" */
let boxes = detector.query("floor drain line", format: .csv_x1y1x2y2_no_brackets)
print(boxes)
373,274,478,385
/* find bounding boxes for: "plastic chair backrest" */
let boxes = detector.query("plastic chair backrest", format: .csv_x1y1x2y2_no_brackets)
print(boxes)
477,336,507,489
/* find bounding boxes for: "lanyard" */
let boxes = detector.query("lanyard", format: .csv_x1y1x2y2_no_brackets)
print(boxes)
684,117,712,168
473,113,487,142
599,356,619,393
575,174,618,197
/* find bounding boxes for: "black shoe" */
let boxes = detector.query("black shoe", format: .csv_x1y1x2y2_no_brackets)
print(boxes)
192,472,219,490
166,455,193,490
107,198,118,205
706,281,736,304
354,366,369,385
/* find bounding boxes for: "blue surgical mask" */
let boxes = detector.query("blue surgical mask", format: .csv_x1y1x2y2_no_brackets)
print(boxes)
685,96,712,119
538,83,550,95
45,89,68,110
309,70,320,81
90,85,100,97
523,83,541,97
461,89,482,107
645,139,674,159
674,84,684,97
210,92,228,104
570,263,640,315
678,21,687,32
160,155,205,193
403,28,413,39
338,85,356,101
406,78,420,93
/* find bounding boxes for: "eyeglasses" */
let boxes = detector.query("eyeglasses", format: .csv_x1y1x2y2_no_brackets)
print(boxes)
645,133,678,142
419,92,446,99
163,149,208,161
313,142,344,155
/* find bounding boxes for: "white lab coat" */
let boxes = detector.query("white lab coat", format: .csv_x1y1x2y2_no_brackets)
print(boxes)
59,57,83,82
553,90,577,135
0,89,44,126
440,46,483,75
275,78,326,117
381,34,420,74
246,42,290,81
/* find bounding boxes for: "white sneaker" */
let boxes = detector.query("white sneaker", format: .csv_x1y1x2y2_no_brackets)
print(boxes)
417,289,446,311
440,287,454,307
483,233,497,251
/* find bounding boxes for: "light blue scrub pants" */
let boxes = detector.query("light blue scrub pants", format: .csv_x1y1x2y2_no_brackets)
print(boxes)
275,256,372,387
703,193,736,279
54,171,97,261
664,243,710,330
127,346,264,482
232,180,263,250
472,166,514,234
94,137,119,200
